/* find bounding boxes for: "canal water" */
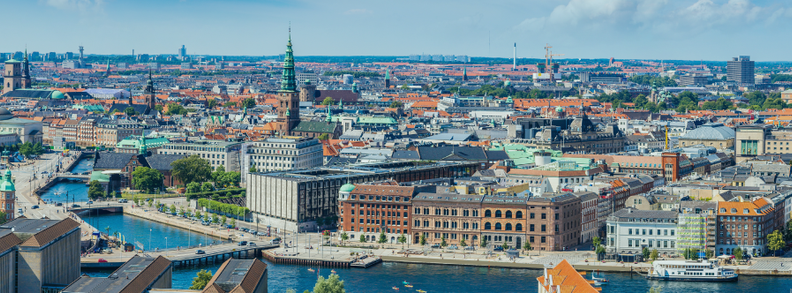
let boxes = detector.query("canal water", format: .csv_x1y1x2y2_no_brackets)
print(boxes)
70,156,93,174
82,213,792,292
40,157,94,204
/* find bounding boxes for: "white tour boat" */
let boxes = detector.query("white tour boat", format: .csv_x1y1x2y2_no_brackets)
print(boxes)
646,260,737,282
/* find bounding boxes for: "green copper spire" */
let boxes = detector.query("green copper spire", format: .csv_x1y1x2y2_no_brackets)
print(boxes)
279,27,297,93
139,133,147,155
385,69,390,80
326,106,332,122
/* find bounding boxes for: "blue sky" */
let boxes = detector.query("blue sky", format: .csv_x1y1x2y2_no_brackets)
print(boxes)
6,0,792,60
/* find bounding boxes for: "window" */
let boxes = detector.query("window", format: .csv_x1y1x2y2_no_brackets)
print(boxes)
629,229,632,235
516,224,523,231
506,211,512,218
495,210,502,218
530,213,535,219
541,213,546,220
505,223,512,231
516,211,523,219
485,210,492,217
530,224,535,231
495,223,502,230
541,225,546,232
485,223,491,230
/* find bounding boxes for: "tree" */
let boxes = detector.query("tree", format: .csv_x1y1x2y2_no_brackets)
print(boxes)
249,166,257,173
705,249,714,259
523,241,531,251
340,232,349,245
207,99,218,109
420,234,427,246
171,155,212,185
186,182,201,194
359,234,366,243
88,180,105,200
767,230,785,255
221,215,227,226
642,247,650,260
124,107,138,116
389,101,403,108
459,238,467,248
733,247,743,261
378,231,387,244
440,236,447,247
312,274,345,293
166,103,189,115
132,167,164,193
650,249,659,261
223,101,237,108
170,204,177,214
229,218,236,228
212,165,226,185
501,241,509,250
592,236,601,248
154,104,164,112
400,84,409,91
595,245,606,255
322,97,335,105
317,133,330,140
189,269,213,290
241,98,256,108
480,237,487,248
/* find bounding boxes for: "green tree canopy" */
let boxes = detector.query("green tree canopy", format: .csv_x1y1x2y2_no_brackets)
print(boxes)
189,269,213,290
317,133,329,140
241,98,256,108
322,97,335,105
124,107,138,116
767,230,785,253
224,101,237,108
701,97,733,110
733,247,743,261
312,274,346,293
165,103,189,115
389,101,403,108
171,155,212,185
201,182,215,192
628,75,677,87
88,180,105,200
186,182,201,194
132,167,164,193
207,99,218,109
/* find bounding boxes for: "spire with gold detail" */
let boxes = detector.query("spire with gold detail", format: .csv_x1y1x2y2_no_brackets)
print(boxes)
279,26,297,93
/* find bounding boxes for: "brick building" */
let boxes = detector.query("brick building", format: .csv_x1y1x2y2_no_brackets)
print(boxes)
337,182,420,244
481,195,528,249
525,193,581,251
411,192,484,247
716,198,776,257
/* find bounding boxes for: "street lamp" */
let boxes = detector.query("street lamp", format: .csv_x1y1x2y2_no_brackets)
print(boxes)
165,237,168,251
149,228,152,252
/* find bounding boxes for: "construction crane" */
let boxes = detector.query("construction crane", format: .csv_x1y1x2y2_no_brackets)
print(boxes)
543,44,564,83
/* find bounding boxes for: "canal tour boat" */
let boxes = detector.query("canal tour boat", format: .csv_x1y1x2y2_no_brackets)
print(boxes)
646,260,738,282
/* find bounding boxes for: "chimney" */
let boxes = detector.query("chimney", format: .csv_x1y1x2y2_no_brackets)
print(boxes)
556,285,561,293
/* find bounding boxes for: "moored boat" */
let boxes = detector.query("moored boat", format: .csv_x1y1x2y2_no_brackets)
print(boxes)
646,260,737,282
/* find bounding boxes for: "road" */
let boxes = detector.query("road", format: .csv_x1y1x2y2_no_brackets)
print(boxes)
12,152,77,221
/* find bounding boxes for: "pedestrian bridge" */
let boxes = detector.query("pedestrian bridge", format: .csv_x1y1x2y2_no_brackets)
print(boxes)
69,204,124,214
81,243,279,269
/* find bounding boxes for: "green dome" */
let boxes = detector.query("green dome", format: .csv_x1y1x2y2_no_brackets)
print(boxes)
339,183,356,193
51,90,65,100
504,80,511,87
555,106,564,113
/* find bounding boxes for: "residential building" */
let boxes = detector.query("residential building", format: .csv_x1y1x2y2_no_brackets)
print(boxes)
678,201,718,255
158,140,242,172
606,208,679,255
246,161,480,232
0,108,43,144
526,193,581,251
76,118,97,147
411,192,484,247
574,191,599,244
62,256,172,293
96,118,143,147
246,137,323,172
716,198,775,256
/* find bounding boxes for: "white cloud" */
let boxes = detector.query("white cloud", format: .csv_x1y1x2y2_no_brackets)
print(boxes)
44,0,104,13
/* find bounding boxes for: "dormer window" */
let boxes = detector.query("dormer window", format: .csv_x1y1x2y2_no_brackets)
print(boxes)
743,209,749,214
731,208,737,213
720,208,726,213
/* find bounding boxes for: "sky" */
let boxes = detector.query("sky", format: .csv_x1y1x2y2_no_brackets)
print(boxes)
5,0,792,61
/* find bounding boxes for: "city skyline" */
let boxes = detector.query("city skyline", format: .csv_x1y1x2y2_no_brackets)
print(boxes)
5,0,792,61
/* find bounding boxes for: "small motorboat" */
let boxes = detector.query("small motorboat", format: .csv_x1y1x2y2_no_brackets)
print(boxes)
402,281,410,285
392,287,400,291
331,270,337,274
307,268,315,272
416,290,427,293
405,285,413,288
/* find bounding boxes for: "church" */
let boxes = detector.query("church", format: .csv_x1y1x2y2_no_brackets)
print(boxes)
2,50,32,94
274,32,342,139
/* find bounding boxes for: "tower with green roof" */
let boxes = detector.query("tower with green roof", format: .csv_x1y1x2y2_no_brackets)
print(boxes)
276,27,301,136
0,169,15,220
385,69,391,88
138,133,148,155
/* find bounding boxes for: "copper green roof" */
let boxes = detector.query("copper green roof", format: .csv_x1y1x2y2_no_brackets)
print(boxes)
292,121,336,133
4,59,20,63
0,170,14,192
339,183,355,193
279,30,297,93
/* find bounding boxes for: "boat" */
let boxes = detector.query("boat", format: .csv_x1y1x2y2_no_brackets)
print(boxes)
402,281,410,285
405,285,413,288
307,268,315,272
591,271,608,285
331,270,337,274
416,290,426,293
392,287,400,290
646,260,738,282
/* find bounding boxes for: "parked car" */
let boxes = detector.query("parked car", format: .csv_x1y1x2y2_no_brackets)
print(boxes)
493,246,504,252
31,205,39,209
257,232,266,236
97,258,108,263
430,244,440,249
238,241,248,246
447,245,458,250
270,238,281,245
464,246,476,251
55,202,63,206
196,250,206,254
86,201,93,205
118,199,128,203
248,242,257,246
72,204,80,208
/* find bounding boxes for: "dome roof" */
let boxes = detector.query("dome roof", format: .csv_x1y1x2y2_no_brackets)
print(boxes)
680,123,735,140
555,106,564,112
0,108,12,121
339,183,356,193
51,90,65,100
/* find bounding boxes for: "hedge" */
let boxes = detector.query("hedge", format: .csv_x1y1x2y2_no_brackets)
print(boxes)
197,198,249,218
185,188,246,200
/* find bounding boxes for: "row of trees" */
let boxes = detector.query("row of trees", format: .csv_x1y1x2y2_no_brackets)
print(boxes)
18,142,45,158
196,198,249,219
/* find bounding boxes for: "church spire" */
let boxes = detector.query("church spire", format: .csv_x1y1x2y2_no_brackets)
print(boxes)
279,26,297,93
326,105,332,122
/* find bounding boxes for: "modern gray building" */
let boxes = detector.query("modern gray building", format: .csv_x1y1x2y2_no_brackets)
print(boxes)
727,56,754,84
679,74,709,87
246,137,323,172
246,161,481,232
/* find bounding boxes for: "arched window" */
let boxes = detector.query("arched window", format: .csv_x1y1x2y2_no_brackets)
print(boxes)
516,223,523,231
495,223,502,230
495,210,502,218
516,211,523,219
484,222,491,230
505,223,512,231
485,210,492,217
505,211,513,218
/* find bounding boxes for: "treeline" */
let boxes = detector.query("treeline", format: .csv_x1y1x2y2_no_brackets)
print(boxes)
323,71,381,78
196,198,249,218
628,75,677,87
595,90,788,113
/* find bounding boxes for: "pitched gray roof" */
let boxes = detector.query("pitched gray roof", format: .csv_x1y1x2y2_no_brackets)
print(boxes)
145,154,187,171
93,152,137,170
